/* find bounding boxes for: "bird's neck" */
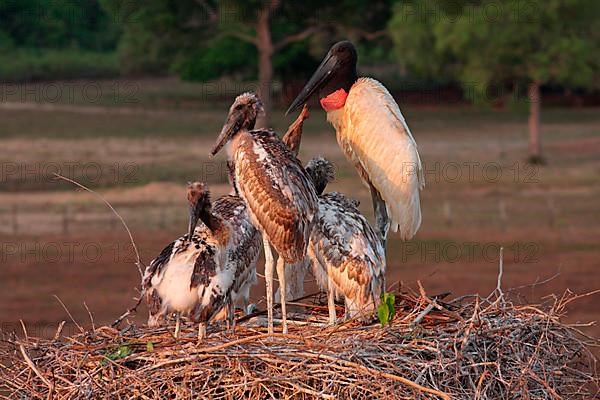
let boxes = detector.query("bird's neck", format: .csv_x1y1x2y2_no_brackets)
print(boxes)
326,107,346,131
199,207,228,245
282,107,309,156
319,67,357,112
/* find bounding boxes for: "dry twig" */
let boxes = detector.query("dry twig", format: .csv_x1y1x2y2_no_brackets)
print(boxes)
1,290,598,399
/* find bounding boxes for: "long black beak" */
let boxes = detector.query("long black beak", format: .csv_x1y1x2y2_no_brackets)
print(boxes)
210,111,243,157
286,53,338,115
188,205,200,240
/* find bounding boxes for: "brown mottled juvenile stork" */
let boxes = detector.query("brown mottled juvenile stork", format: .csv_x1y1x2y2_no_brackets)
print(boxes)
142,182,261,340
210,93,318,335
304,157,386,324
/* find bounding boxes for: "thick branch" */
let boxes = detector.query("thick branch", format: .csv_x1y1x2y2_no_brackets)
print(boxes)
274,26,319,51
356,29,388,40
193,0,218,21
333,24,389,41
268,0,281,12
222,30,258,46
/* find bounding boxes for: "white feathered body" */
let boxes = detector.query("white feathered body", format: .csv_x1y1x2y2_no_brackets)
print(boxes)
326,77,425,240
143,196,260,327
308,192,386,318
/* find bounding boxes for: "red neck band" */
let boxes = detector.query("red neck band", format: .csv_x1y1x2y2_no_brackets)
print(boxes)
320,89,348,112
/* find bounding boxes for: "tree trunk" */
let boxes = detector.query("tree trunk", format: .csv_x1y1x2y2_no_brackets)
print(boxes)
527,82,543,164
255,3,276,128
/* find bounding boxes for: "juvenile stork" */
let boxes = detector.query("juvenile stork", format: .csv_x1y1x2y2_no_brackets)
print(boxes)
287,41,425,246
305,157,386,324
210,93,318,335
142,182,260,340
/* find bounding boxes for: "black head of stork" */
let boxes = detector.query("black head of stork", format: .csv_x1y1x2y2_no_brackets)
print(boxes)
186,181,212,239
305,157,335,195
286,41,358,115
210,92,264,156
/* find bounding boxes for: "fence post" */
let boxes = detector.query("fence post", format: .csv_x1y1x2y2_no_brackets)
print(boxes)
499,200,507,230
547,197,556,227
110,212,118,231
11,205,18,235
62,205,69,235
159,207,167,229
443,200,452,227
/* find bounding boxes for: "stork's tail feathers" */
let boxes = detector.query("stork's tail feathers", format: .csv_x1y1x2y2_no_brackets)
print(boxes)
387,187,422,240
191,294,227,323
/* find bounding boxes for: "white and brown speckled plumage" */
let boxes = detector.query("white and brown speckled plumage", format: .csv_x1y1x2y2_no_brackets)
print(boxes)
305,157,386,322
142,183,260,338
212,195,262,311
231,128,317,263
211,92,318,334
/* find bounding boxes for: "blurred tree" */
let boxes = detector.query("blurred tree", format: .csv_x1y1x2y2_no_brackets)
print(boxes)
0,0,118,50
389,0,600,163
101,0,395,124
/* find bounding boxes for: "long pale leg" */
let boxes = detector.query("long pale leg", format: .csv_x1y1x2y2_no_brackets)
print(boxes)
369,183,390,249
344,298,351,321
174,313,181,339
276,256,288,334
263,237,275,335
327,276,337,325
228,301,236,334
198,322,206,342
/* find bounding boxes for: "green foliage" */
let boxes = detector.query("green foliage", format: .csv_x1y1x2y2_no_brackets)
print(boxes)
388,2,451,79
388,0,600,100
146,342,154,352
116,28,171,75
101,0,218,76
101,344,132,366
0,0,118,51
377,292,396,327
102,0,397,84
0,31,14,51
173,37,256,82
0,0,119,80
0,49,119,82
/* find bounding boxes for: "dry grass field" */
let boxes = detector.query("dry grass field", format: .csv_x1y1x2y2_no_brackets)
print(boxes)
0,79,598,351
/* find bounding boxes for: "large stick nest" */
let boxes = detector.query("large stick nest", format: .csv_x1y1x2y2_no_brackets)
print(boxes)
1,290,598,399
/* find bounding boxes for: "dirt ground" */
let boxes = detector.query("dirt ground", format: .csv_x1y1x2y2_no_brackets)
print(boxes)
0,89,598,352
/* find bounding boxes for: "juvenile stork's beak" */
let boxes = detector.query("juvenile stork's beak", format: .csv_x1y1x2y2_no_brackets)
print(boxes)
188,201,201,240
210,109,243,157
286,52,339,115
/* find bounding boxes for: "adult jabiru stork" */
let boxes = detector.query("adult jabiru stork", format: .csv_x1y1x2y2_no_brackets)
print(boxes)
287,41,425,246
142,182,260,340
210,93,318,335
